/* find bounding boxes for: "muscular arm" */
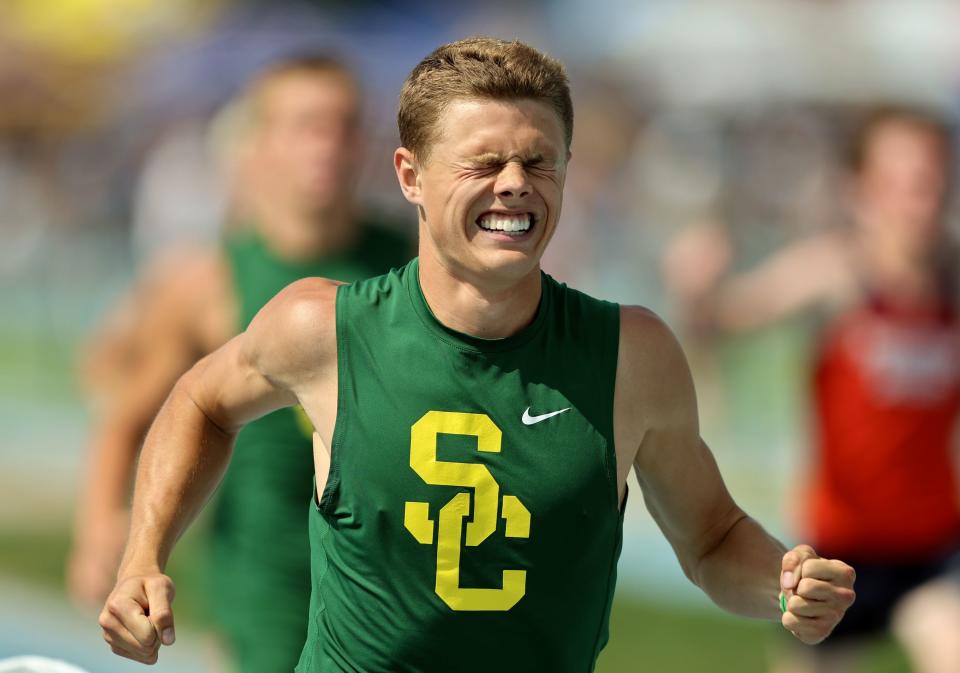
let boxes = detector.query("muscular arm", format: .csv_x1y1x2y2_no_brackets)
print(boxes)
636,441,785,618
622,307,785,617
620,307,854,639
100,278,338,664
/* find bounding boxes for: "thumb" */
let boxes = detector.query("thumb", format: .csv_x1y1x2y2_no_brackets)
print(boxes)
780,544,815,594
144,576,176,646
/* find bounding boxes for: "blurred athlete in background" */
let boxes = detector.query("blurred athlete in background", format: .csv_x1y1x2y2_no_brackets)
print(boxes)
667,108,960,673
68,54,412,673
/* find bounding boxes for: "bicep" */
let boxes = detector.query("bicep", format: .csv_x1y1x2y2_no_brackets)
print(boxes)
180,332,297,434
625,308,742,575
182,278,337,432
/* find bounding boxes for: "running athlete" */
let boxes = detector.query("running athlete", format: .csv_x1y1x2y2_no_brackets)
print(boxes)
668,108,960,673
98,38,855,670
70,55,411,672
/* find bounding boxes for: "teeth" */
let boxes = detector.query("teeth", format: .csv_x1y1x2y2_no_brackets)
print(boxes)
477,213,532,234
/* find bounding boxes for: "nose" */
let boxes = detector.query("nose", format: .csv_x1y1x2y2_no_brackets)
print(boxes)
494,161,531,199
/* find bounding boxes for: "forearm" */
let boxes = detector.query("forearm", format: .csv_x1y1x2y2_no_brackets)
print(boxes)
691,514,786,620
118,381,235,577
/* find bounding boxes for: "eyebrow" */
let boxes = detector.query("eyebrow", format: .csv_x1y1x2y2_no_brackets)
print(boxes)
464,152,547,166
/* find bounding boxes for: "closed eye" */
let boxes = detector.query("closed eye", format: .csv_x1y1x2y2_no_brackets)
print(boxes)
526,161,556,172
459,155,558,177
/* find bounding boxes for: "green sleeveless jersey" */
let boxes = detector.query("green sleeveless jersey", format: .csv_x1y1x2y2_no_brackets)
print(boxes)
210,221,411,673
297,258,624,673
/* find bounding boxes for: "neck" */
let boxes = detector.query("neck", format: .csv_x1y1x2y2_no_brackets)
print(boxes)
854,211,940,301
417,247,542,340
253,199,356,262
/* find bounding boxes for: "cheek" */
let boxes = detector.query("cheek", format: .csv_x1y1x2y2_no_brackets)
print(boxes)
539,182,564,216
440,180,486,219
271,137,308,172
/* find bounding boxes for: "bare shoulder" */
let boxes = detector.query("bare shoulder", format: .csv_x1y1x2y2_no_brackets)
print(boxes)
109,247,229,355
146,246,224,294
617,306,697,428
242,277,342,390
142,247,230,319
619,305,687,377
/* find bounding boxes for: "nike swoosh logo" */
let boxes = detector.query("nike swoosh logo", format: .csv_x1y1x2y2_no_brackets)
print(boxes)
521,407,571,426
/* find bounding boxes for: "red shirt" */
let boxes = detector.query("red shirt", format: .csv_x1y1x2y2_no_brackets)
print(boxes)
809,296,960,560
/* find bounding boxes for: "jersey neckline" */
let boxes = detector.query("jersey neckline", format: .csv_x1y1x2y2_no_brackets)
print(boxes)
404,257,551,353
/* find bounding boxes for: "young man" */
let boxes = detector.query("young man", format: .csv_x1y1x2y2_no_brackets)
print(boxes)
99,38,855,670
668,109,960,673
70,55,410,672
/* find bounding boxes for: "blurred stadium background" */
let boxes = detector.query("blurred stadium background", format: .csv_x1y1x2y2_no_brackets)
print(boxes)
2,0,957,670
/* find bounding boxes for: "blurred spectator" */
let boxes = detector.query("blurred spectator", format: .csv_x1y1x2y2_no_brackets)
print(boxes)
542,70,647,301
68,53,413,673
665,107,960,673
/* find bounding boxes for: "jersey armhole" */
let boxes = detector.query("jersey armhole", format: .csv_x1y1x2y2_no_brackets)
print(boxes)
603,302,623,512
317,284,349,515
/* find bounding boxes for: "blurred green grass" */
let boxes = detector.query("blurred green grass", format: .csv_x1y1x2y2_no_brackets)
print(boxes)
0,528,911,673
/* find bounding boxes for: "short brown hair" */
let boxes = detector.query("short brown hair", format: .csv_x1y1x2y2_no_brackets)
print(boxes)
398,37,573,161
247,52,358,124
848,105,952,173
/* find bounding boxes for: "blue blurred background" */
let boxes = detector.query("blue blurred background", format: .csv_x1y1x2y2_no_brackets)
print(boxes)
1,1,958,671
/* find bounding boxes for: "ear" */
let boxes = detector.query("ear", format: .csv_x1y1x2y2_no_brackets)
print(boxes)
394,147,422,205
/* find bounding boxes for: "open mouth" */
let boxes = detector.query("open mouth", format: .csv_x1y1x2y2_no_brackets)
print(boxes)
476,212,536,237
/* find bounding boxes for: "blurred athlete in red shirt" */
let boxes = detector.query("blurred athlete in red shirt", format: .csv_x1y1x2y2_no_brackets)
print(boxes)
669,108,960,673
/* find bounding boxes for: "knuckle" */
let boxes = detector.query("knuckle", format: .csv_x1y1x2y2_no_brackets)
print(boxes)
110,645,136,662
106,599,124,619
148,575,176,603
133,643,154,658
98,612,111,630
147,574,171,589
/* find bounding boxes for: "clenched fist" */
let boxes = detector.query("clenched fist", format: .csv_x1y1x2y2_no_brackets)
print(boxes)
99,573,176,664
779,544,856,644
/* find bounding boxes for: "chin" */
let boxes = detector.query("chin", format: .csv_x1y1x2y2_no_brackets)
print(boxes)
475,247,542,281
